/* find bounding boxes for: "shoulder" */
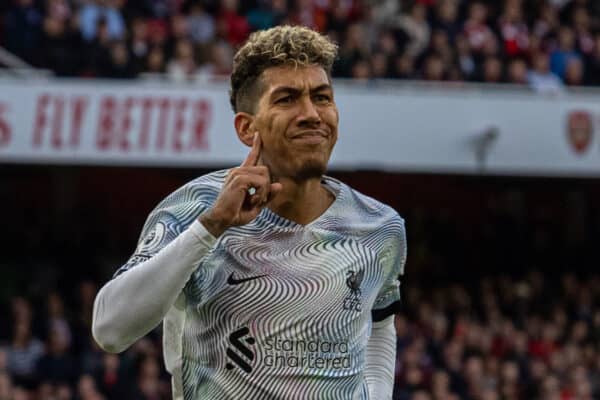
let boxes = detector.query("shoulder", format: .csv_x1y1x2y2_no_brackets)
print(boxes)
156,169,227,212
144,169,228,230
325,176,405,232
333,179,407,271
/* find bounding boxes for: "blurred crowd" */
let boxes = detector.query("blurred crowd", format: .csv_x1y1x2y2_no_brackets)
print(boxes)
394,271,600,400
1,0,600,90
0,272,598,400
0,282,172,400
1,166,598,399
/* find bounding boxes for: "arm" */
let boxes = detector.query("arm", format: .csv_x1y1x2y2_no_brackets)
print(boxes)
92,133,282,353
365,214,406,398
92,220,216,353
365,316,397,400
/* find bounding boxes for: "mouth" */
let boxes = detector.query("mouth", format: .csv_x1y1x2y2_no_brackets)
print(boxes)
290,130,329,144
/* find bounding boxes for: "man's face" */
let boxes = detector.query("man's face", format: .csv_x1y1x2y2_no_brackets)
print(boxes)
250,65,339,182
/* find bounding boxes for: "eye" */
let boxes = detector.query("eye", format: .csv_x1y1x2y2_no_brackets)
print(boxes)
313,94,331,103
276,96,293,104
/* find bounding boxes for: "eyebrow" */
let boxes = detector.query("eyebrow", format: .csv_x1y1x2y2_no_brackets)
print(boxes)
270,84,333,98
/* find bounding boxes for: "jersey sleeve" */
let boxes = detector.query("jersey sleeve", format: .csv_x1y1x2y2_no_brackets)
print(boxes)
113,195,208,278
371,215,407,322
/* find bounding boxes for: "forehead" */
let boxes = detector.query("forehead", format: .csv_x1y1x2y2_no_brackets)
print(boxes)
260,65,331,94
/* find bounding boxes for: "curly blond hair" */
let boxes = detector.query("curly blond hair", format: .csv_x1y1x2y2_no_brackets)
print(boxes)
230,25,338,113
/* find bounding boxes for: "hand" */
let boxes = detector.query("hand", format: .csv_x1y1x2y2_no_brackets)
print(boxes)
200,133,283,237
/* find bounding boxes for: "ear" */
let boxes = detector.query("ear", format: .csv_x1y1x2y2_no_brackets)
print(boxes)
234,112,255,147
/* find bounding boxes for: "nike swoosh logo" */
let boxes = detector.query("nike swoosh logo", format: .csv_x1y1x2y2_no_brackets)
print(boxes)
227,273,268,285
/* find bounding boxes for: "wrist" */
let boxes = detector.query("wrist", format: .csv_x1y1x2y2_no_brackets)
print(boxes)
199,211,228,238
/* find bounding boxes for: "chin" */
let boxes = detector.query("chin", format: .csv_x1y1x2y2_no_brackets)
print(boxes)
294,160,327,181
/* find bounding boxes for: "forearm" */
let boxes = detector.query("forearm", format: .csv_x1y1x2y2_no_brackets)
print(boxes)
365,315,397,400
92,220,216,353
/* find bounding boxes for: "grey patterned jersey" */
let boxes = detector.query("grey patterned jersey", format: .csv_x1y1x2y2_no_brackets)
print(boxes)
115,169,407,400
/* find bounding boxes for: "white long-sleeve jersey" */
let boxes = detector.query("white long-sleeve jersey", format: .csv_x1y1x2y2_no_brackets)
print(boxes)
93,170,406,399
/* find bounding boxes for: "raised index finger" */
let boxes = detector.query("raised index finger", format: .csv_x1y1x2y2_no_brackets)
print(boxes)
241,132,261,167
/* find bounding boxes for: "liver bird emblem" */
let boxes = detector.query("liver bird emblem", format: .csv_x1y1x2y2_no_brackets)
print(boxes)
346,270,364,295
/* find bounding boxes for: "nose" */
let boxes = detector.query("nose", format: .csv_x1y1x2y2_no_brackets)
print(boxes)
297,96,321,125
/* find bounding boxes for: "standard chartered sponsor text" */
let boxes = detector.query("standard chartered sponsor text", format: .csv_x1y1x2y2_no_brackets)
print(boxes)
263,338,352,369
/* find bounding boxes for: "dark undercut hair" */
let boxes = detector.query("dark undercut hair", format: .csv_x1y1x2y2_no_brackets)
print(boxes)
229,25,338,114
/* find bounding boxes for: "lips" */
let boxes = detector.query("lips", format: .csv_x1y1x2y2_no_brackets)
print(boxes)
290,130,329,144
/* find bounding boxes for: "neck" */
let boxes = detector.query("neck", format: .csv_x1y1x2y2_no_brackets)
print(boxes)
268,176,334,225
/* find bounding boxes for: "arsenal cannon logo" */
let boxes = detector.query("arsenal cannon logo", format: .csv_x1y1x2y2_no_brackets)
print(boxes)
566,110,593,154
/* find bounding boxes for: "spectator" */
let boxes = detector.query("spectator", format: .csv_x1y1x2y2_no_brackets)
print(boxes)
498,0,529,58
422,54,445,81
527,51,563,93
455,34,476,80
46,0,72,23
481,56,503,83
79,0,126,42
246,0,279,31
350,58,370,80
145,45,167,74
463,2,495,54
197,40,233,81
506,58,528,84
376,30,398,58
287,0,326,32
532,2,559,40
141,0,177,19
167,39,197,82
187,2,215,45
3,0,43,65
564,57,584,86
392,52,415,80
134,356,168,400
167,13,190,57
336,23,370,77
10,297,32,329
572,6,594,57
217,0,250,46
95,353,122,398
40,11,84,76
430,369,458,399
55,382,73,400
550,26,581,79
104,40,137,78
325,1,351,37
426,29,454,70
371,51,390,79
128,17,150,74
85,17,114,76
540,374,561,400
77,374,105,400
394,3,430,58
146,18,169,48
43,292,72,348
370,0,399,27
6,320,44,387
432,0,461,42
36,327,76,385
463,355,485,398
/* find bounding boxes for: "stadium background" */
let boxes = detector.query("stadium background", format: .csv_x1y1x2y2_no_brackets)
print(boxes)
1,0,599,400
